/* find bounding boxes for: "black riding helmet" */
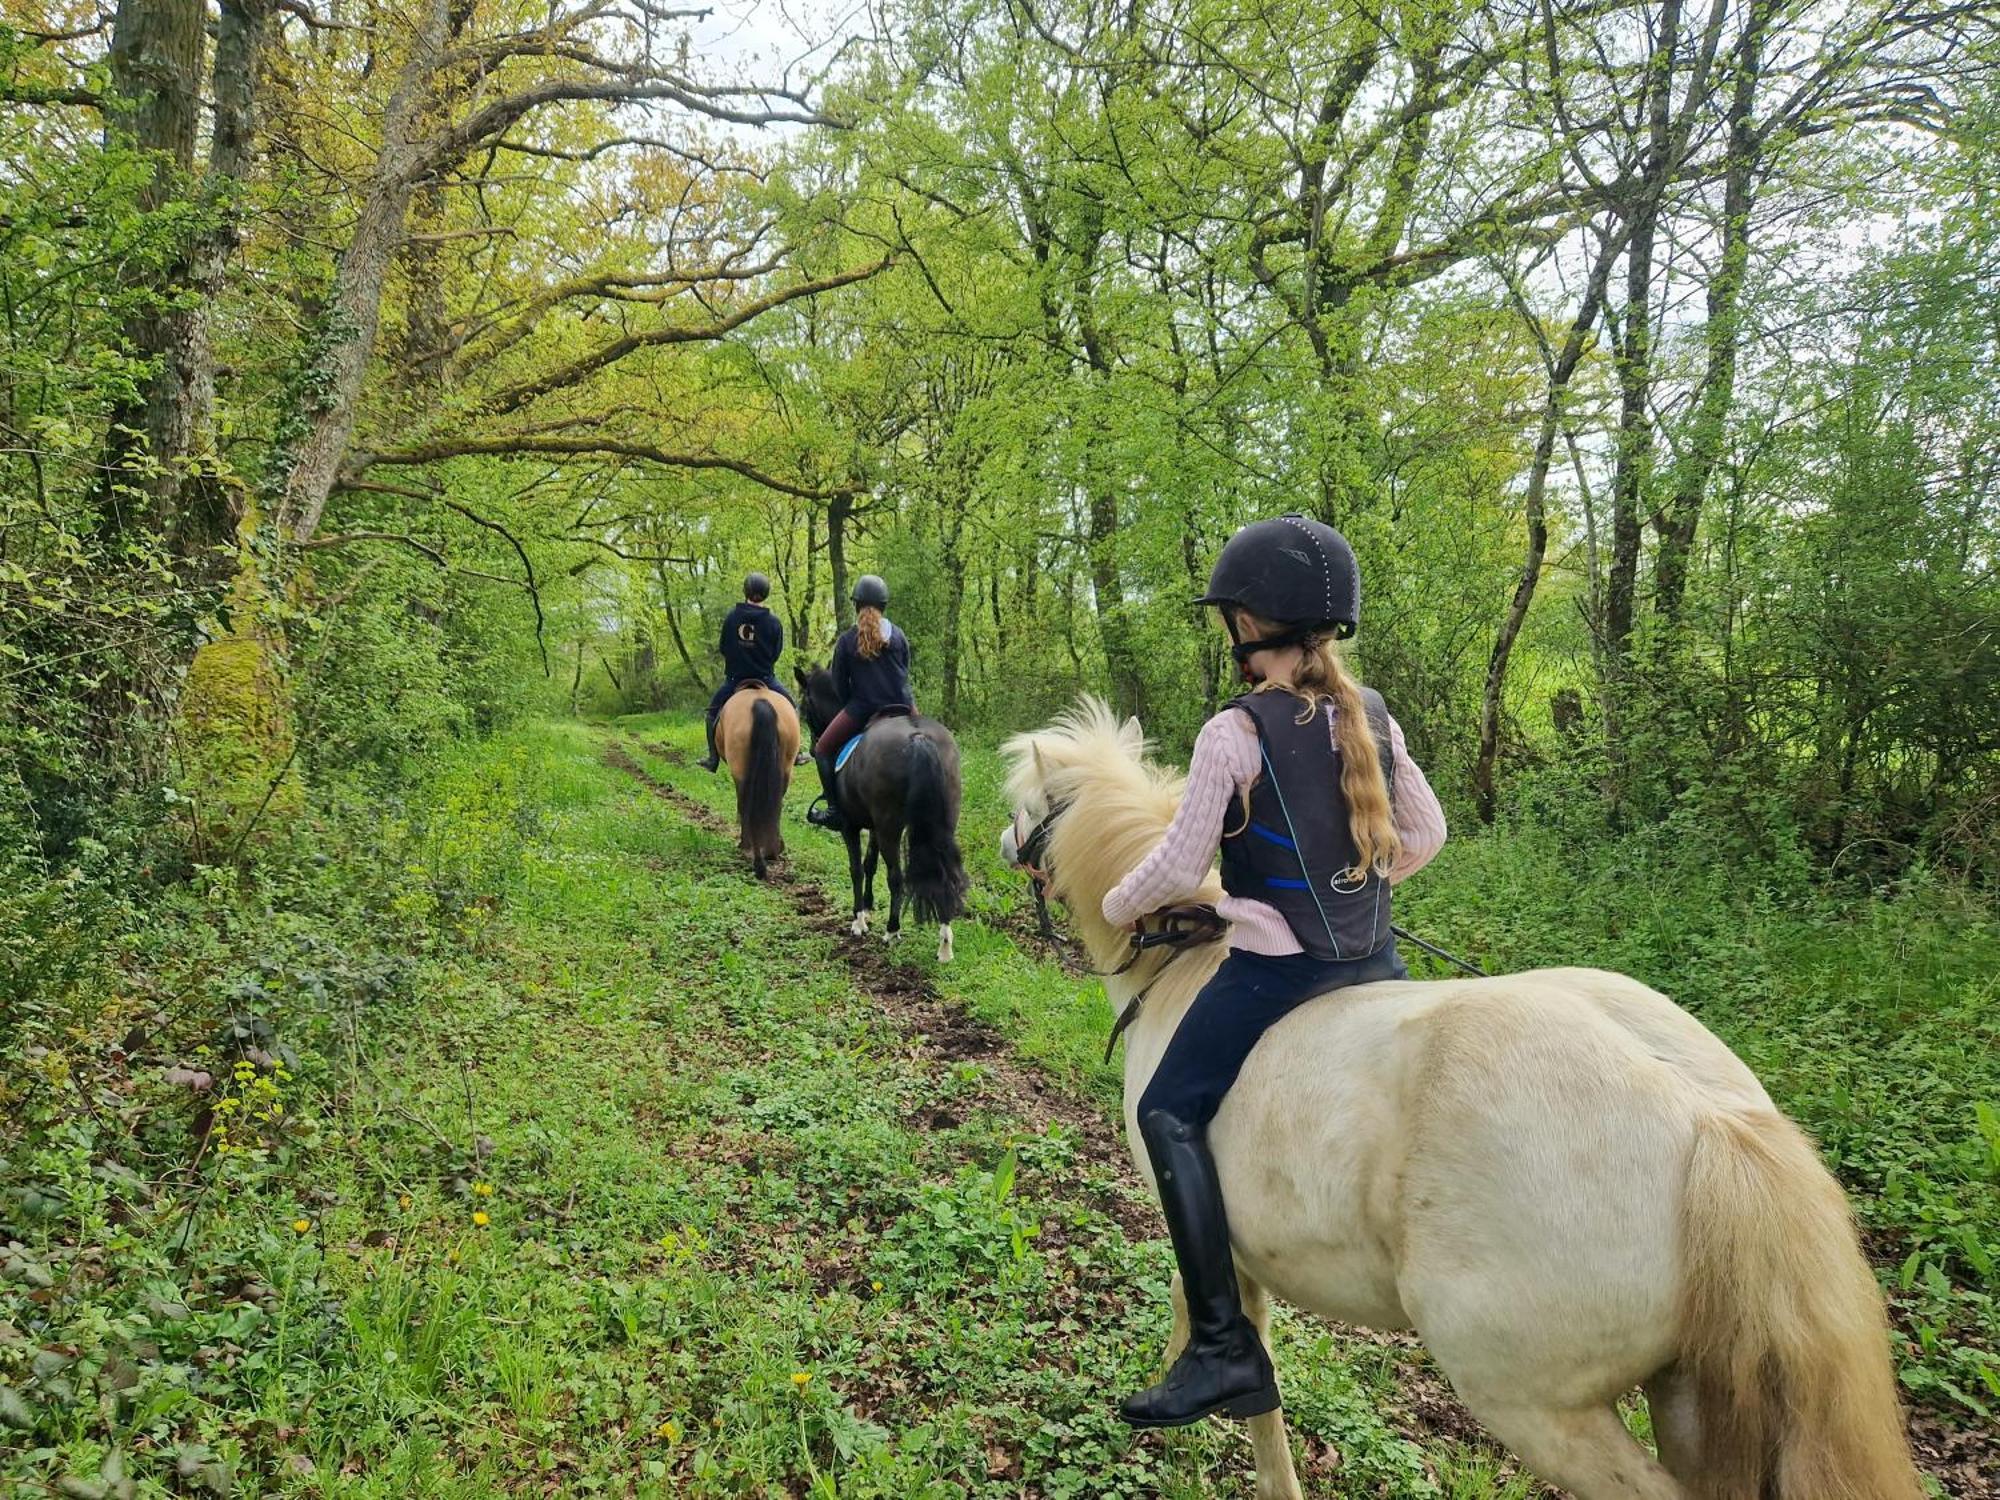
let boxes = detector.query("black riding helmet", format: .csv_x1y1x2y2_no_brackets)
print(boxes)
1198,514,1361,669
852,574,890,609
744,571,771,601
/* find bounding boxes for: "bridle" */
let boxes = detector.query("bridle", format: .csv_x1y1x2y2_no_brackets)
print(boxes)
1006,795,1228,1062
1009,799,1068,890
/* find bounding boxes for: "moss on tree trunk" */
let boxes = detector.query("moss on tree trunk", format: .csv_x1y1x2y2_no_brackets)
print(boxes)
175,500,302,856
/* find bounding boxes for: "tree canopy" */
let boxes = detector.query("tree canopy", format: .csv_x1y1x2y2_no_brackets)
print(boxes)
2,0,1995,871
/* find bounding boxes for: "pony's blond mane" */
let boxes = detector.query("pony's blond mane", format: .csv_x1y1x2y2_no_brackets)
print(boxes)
1002,697,1225,974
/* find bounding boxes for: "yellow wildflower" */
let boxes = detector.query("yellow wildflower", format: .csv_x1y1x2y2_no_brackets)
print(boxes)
656,1420,681,1443
398,1194,412,1211
790,1371,812,1389
291,1218,311,1234
871,1280,884,1292
473,1182,494,1197
472,1210,491,1227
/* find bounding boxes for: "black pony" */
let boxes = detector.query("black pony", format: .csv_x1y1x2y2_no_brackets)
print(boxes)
797,665,969,962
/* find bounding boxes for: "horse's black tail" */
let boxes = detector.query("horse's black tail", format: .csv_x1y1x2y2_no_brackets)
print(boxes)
739,697,786,876
904,732,967,923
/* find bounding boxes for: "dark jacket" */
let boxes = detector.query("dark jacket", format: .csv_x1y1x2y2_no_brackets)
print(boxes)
720,602,783,683
830,620,913,719
1219,688,1396,961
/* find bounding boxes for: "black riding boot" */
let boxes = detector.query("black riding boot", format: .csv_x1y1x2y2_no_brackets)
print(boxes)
1120,1110,1280,1428
806,753,845,831
698,713,720,773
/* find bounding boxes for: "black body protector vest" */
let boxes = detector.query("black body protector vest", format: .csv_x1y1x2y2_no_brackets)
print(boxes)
1219,688,1396,961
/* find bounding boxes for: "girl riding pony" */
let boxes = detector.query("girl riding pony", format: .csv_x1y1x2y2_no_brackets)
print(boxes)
807,575,916,832
1107,514,1446,1429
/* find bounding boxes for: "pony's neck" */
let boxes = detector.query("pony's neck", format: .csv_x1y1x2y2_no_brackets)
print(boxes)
1046,759,1221,977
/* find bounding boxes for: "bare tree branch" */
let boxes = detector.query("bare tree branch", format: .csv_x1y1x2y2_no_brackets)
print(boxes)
345,437,862,500
465,256,894,420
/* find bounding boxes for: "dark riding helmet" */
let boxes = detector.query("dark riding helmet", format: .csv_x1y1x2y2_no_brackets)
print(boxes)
1197,514,1361,641
744,571,771,601
852,574,890,609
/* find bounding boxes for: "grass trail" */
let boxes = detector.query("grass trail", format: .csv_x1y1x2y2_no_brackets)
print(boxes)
9,714,1990,1498
291,720,1508,1497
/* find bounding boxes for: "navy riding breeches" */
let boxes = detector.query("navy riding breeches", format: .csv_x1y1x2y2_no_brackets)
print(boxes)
1137,943,1409,1127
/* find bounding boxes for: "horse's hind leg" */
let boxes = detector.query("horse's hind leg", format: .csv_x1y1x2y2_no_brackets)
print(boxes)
1239,1277,1303,1500
844,829,869,935
881,830,904,941
1642,1366,1702,1487
1462,1401,1684,1500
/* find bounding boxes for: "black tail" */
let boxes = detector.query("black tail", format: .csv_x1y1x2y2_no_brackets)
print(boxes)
904,732,968,923
738,697,786,876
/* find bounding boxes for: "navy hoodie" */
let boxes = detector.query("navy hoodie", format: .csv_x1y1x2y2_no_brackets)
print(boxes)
720,602,783,682
831,619,912,718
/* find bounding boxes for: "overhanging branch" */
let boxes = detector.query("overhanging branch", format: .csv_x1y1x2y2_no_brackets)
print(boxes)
344,437,860,501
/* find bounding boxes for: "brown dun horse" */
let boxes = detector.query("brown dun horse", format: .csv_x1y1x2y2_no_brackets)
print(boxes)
715,684,799,879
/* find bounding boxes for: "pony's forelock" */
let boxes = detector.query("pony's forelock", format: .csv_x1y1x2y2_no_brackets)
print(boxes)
1002,696,1216,972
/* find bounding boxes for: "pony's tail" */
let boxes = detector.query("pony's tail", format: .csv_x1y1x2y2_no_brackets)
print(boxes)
904,732,967,924
1676,1109,1920,1500
739,697,786,878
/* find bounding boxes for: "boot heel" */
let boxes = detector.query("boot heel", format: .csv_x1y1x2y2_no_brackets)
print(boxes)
1221,1386,1282,1420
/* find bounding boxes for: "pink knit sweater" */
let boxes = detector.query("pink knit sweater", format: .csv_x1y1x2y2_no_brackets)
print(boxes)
1102,703,1448,956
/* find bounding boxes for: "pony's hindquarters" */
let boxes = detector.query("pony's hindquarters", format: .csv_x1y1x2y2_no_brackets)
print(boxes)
737,695,789,876
1675,1109,1920,1500
902,731,967,925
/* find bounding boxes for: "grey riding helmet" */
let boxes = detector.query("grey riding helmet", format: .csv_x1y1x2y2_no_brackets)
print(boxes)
1197,514,1361,640
852,575,890,609
744,572,771,600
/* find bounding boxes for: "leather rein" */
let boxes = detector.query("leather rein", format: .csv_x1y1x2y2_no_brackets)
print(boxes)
1010,801,1229,1063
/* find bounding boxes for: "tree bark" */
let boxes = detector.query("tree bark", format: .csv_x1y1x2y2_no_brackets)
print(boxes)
175,0,273,555
99,0,205,534
658,570,711,694
939,492,968,721
826,491,854,633
1071,202,1145,719
1654,2,1769,626
1475,232,1623,822
278,0,454,542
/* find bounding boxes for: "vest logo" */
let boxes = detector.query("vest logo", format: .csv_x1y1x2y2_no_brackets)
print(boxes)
737,623,758,643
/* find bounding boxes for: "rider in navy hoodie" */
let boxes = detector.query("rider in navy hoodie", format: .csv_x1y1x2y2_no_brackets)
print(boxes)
700,573,795,772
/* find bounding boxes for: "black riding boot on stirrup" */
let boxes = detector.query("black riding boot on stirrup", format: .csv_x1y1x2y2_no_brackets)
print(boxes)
698,716,720,773
806,753,845,831
1120,1110,1280,1428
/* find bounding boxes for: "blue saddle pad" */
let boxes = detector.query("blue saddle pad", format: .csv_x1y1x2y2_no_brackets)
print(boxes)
833,735,865,774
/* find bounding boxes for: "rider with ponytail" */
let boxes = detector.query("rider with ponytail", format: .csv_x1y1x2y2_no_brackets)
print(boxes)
1105,514,1447,1430
807,575,915,831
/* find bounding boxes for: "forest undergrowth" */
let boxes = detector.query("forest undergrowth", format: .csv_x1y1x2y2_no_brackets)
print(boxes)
2,714,1994,1499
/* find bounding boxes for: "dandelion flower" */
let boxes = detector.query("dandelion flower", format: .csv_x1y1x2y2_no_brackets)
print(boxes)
292,1218,311,1234
472,1210,491,1227
656,1420,681,1443
871,1281,884,1292
398,1194,412,1210
473,1182,494,1197
790,1371,812,1389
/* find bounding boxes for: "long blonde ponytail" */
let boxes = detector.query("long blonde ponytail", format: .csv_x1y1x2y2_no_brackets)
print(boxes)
855,605,887,659
1236,611,1401,877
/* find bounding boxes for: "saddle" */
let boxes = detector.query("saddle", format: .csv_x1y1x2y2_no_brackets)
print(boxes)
832,706,916,776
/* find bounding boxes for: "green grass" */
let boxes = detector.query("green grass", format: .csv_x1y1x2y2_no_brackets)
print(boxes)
1,720,1444,1497
619,707,1999,1423
4,711,1991,1499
